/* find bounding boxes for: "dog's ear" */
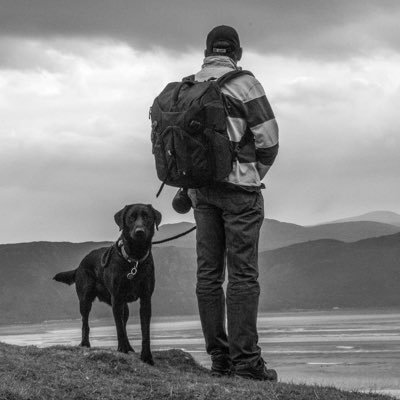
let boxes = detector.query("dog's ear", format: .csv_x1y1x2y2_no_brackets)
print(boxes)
149,205,162,230
114,205,129,231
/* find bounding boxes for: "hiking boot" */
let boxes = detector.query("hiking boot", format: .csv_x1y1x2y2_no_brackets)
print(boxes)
211,354,232,377
235,358,278,382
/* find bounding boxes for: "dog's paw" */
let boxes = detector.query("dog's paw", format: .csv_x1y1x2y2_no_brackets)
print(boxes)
117,343,135,353
141,351,154,365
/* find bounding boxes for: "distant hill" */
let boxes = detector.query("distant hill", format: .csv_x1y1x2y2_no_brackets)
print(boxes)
0,241,111,323
153,219,400,251
258,233,400,310
0,233,399,324
328,211,400,227
259,219,400,250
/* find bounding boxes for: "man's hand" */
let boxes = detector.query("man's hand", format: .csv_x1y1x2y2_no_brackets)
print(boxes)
256,162,271,180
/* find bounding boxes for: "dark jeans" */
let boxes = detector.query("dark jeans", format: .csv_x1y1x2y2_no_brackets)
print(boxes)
188,185,264,367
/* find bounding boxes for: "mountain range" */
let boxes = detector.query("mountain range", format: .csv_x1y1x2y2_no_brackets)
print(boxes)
329,211,400,226
154,211,400,251
0,211,399,324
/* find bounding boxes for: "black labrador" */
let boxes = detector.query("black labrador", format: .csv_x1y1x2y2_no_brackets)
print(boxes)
53,204,161,365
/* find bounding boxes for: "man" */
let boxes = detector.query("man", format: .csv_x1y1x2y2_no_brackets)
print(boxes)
188,25,279,381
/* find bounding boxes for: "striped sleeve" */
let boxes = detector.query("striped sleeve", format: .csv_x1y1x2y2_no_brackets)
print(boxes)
245,81,279,165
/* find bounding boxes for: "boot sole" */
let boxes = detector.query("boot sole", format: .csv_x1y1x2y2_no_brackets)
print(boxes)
235,369,278,382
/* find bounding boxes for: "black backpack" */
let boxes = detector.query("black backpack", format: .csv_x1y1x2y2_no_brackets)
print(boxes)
150,70,253,195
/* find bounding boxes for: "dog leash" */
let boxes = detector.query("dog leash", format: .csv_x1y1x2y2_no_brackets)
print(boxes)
121,226,197,279
101,226,196,277
152,225,196,245
120,226,197,279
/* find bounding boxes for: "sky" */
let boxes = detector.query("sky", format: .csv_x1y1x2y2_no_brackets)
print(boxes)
1,0,400,243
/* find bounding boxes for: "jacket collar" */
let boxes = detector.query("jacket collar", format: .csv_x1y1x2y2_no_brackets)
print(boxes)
196,56,240,82
201,55,238,70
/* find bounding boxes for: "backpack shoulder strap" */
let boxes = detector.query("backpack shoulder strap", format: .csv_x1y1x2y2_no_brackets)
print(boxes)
216,69,254,87
181,70,254,85
182,74,196,82
233,128,254,161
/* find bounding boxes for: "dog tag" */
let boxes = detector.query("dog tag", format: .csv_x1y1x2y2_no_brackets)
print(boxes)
127,263,138,280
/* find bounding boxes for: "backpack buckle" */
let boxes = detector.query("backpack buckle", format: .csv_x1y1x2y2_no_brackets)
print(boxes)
189,120,201,131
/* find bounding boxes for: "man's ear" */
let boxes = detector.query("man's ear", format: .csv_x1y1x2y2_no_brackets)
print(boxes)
235,47,242,62
150,206,162,230
114,205,129,231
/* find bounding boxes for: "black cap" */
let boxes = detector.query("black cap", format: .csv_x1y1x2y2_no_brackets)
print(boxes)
206,25,240,56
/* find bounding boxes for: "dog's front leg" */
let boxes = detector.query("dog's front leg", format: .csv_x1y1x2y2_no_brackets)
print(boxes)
112,298,134,353
139,295,153,365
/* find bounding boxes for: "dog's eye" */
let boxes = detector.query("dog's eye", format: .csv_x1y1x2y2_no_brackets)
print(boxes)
129,213,137,222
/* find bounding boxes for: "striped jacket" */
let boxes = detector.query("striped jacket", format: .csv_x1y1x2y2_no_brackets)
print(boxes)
195,56,279,189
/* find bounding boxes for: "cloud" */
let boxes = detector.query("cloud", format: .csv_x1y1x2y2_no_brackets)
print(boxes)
247,51,400,225
0,39,199,242
1,29,400,241
1,0,400,61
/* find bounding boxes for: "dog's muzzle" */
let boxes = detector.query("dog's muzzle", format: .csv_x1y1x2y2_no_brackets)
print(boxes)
133,227,146,238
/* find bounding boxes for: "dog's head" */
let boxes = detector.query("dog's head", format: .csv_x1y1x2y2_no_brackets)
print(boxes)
114,204,162,243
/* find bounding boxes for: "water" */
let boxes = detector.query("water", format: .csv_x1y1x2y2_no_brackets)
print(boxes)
1,309,399,398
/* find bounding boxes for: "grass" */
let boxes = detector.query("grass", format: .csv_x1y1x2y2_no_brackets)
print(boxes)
0,342,395,400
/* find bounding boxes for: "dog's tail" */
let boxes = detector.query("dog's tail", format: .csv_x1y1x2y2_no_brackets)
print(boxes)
53,269,76,285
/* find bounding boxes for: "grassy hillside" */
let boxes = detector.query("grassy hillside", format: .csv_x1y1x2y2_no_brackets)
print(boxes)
0,342,393,400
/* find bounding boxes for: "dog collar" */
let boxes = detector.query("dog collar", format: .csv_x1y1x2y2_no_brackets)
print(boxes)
117,240,150,280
